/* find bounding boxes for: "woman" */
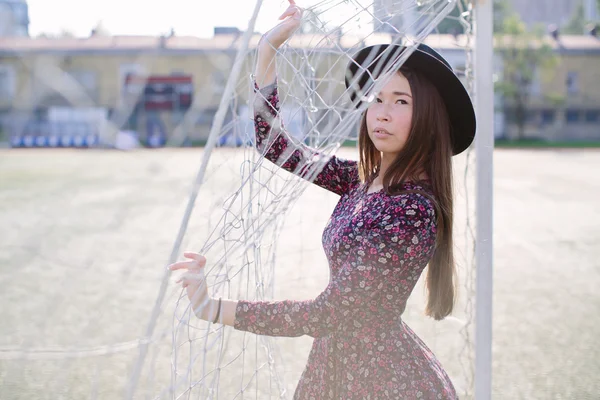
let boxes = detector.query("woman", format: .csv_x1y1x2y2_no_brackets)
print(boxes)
170,1,476,398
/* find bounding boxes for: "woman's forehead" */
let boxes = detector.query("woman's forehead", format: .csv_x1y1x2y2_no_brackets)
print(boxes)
377,72,412,95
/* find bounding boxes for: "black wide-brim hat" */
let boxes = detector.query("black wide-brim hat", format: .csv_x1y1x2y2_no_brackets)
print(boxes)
345,43,476,156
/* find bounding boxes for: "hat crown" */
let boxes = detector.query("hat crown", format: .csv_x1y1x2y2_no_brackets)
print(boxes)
414,43,452,71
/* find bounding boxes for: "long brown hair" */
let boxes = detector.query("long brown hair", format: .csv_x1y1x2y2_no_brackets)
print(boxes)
358,67,456,320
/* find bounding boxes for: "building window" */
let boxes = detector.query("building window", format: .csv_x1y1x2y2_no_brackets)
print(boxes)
540,109,555,125
565,109,581,124
584,110,600,123
504,108,536,124
0,65,16,101
526,110,537,123
566,71,578,95
504,108,516,123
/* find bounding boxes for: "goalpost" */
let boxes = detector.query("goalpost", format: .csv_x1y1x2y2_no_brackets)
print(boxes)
474,1,494,399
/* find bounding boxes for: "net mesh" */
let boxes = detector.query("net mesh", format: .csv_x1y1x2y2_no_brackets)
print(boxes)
0,1,478,399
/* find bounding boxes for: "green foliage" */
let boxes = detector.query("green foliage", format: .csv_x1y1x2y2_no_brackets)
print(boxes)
544,92,566,107
493,0,512,33
563,1,587,34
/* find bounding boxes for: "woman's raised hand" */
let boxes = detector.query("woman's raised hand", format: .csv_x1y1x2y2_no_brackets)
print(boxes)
255,1,302,89
261,0,303,52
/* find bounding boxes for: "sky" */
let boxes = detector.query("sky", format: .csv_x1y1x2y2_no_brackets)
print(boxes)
26,0,370,38
26,0,280,38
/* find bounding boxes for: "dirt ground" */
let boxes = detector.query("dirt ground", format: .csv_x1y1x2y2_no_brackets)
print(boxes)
0,148,598,399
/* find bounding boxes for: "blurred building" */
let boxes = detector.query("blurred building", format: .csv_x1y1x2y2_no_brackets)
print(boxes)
0,31,261,146
507,0,598,30
497,32,600,141
0,30,599,146
0,0,29,37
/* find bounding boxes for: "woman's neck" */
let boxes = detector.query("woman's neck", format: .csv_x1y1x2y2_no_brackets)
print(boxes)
378,153,395,181
375,156,429,186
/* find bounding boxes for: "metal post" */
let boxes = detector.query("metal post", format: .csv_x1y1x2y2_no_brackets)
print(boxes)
474,0,494,399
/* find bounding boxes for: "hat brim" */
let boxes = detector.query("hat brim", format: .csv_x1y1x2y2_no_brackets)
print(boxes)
345,44,476,156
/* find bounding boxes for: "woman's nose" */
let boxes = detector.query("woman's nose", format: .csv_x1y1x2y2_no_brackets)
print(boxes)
376,106,390,122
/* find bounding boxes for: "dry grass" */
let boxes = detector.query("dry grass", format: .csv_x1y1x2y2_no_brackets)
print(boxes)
0,148,598,399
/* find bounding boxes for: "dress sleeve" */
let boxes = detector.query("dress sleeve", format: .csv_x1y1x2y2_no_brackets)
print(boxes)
233,193,437,338
253,80,360,197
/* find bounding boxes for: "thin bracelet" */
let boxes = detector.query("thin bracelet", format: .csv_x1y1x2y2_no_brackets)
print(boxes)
212,297,222,324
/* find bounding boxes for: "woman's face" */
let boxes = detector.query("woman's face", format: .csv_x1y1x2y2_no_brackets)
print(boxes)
365,71,413,159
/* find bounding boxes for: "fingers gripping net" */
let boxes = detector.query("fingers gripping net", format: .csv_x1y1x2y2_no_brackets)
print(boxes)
0,1,478,399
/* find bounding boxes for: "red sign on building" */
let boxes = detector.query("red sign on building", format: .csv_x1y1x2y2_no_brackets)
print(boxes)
124,75,193,111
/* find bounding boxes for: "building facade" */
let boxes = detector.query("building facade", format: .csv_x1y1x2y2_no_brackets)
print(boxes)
506,0,598,30
0,31,598,147
497,33,600,141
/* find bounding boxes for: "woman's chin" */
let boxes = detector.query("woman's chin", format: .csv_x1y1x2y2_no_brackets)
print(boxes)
374,144,402,155
369,136,404,154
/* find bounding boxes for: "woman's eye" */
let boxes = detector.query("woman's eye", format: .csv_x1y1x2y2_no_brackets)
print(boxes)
374,98,408,104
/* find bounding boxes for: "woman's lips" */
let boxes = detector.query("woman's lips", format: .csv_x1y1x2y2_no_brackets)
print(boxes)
373,128,392,139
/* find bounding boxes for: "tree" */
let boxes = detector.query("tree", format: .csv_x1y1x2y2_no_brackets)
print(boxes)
563,1,587,34
493,0,511,33
90,21,111,37
495,13,557,140
36,29,76,39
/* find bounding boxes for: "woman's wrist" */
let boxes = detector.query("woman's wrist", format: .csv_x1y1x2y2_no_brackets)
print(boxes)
194,297,238,327
211,297,222,324
195,297,217,321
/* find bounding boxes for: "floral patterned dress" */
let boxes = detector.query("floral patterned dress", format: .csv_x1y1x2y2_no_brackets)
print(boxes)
233,81,458,399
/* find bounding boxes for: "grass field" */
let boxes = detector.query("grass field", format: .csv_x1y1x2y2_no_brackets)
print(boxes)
0,148,599,399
